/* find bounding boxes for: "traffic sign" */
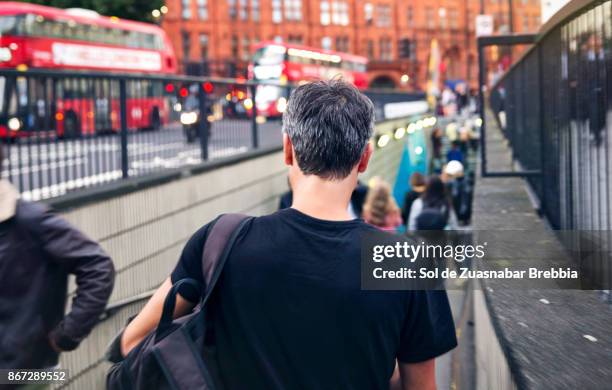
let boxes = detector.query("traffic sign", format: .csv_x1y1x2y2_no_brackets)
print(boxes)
476,14,494,36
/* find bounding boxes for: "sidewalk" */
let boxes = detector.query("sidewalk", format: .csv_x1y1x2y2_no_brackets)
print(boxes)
470,110,612,389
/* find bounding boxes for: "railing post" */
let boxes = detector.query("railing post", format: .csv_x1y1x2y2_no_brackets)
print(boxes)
478,39,487,178
537,45,546,215
198,82,209,161
119,79,129,179
250,84,259,149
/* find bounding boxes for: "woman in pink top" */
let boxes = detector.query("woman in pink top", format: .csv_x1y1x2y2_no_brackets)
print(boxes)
362,178,402,231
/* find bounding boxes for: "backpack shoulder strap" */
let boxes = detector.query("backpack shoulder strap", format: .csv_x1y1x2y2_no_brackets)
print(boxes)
200,213,252,305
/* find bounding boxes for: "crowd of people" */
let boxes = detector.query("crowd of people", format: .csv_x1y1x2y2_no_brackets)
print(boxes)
350,167,471,233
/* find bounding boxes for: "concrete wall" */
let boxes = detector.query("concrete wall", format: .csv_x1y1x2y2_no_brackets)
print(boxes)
473,283,517,390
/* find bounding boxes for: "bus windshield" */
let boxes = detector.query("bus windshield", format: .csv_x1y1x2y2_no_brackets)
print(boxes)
253,45,286,66
0,15,24,35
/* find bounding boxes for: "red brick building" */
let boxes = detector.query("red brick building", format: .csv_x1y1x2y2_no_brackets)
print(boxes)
161,0,541,90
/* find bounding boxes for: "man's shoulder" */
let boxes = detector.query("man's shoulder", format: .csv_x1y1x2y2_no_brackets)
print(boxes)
13,200,51,228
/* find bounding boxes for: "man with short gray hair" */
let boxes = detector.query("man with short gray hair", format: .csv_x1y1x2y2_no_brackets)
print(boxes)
121,80,456,389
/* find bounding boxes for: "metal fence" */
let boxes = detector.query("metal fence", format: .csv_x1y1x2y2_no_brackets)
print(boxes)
489,0,611,291
0,69,426,202
0,69,285,201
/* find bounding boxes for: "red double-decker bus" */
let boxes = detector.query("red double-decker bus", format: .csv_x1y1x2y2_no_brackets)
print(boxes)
248,42,368,117
0,2,177,138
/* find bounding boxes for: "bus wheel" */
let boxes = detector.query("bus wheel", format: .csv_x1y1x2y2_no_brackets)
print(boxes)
63,112,81,139
151,108,161,131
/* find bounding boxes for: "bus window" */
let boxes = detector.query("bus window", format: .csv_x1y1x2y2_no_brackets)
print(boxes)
49,20,64,39
154,34,164,50
86,24,98,42
74,22,89,42
26,14,44,36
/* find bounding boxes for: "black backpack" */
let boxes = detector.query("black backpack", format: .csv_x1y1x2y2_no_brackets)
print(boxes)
106,213,252,390
416,204,449,230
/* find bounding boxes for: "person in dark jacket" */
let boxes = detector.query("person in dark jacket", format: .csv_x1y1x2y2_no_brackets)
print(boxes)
0,145,115,370
401,172,426,224
350,181,368,218
446,141,464,164
407,176,458,231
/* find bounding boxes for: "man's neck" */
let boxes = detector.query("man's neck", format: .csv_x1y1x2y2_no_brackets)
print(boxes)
291,175,355,221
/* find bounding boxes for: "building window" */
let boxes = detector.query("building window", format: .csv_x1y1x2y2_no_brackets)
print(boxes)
365,3,373,24
438,8,447,29
367,40,374,58
274,35,283,43
196,0,207,19
231,35,239,58
272,0,282,23
322,36,332,50
532,15,540,28
379,38,392,61
322,1,348,26
399,38,412,59
449,8,458,29
284,0,302,21
199,34,209,58
376,5,391,27
239,0,248,20
425,7,434,29
228,0,237,19
321,1,330,25
242,37,250,60
522,14,529,31
332,1,349,26
335,36,349,52
407,6,414,27
182,30,191,59
252,0,260,21
181,0,192,19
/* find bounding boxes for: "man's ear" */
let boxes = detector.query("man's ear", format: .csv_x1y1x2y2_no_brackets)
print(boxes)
357,142,373,173
283,133,294,166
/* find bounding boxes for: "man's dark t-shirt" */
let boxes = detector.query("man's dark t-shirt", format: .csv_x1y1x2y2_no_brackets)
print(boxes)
172,208,457,389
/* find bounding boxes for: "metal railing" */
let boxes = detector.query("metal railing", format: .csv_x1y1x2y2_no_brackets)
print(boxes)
0,69,286,201
0,68,426,202
487,0,611,291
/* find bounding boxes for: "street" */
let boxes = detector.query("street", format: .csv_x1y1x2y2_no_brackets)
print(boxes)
2,119,282,201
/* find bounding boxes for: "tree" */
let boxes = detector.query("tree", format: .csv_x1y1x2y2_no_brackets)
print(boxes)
20,0,164,23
